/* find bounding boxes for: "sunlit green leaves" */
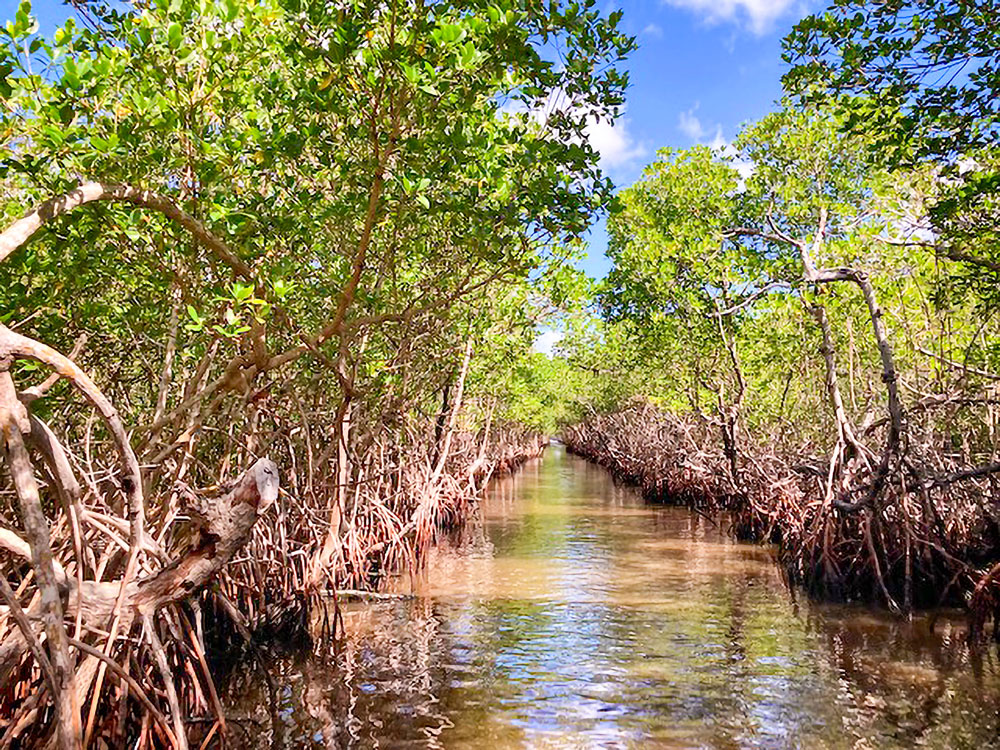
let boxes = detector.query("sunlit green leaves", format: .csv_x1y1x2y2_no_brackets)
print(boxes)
431,23,464,45
5,1,38,39
0,0,633,443
166,22,183,49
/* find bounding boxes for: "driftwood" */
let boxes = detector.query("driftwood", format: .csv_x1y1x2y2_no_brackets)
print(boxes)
0,458,279,681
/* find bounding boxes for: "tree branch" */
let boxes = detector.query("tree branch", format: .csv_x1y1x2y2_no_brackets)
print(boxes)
0,182,253,279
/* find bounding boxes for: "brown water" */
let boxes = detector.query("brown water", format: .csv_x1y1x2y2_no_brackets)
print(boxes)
225,444,1000,748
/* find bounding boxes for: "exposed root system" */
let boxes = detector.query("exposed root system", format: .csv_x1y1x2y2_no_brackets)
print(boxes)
0,319,546,747
563,400,1000,635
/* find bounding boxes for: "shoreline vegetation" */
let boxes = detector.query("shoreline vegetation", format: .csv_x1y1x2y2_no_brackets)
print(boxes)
563,400,1000,634
5,0,1000,747
0,139,559,750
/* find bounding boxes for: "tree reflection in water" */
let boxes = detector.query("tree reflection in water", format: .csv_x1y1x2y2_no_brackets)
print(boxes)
224,446,1000,749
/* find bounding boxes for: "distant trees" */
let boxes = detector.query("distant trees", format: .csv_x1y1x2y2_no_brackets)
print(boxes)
554,0,1000,619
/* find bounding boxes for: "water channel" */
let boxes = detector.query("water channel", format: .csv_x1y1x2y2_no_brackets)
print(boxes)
225,444,1000,748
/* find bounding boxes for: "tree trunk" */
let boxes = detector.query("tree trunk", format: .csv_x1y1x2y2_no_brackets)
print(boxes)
0,372,81,750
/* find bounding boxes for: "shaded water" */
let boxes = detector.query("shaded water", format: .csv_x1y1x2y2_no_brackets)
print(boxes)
226,445,1000,748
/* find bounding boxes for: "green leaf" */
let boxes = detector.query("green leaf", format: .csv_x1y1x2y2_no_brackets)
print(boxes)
401,62,420,85
272,279,296,300
458,42,478,68
41,125,65,145
436,23,463,44
233,282,254,302
167,22,183,49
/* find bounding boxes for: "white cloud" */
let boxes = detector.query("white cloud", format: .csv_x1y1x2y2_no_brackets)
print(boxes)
585,114,646,171
707,125,728,151
532,328,564,356
713,130,756,181
641,23,664,38
677,106,755,181
678,104,707,141
503,89,646,173
664,0,799,35
729,154,756,181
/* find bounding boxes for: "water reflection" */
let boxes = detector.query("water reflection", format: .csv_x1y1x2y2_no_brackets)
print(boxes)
224,445,1000,749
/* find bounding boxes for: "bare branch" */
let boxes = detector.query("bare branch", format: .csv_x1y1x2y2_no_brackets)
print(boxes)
711,281,791,317
0,182,253,279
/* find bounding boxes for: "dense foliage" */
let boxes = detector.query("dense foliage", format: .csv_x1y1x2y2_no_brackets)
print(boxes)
0,0,629,746
553,0,1000,636
783,0,1000,299
6,0,1000,745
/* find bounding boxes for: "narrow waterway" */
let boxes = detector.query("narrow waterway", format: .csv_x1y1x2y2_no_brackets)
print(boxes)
226,444,1000,748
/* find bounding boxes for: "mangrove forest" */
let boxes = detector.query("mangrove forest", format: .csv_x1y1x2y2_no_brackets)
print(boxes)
3,0,1000,747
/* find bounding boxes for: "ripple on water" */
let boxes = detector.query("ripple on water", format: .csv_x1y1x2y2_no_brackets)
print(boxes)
224,446,1000,750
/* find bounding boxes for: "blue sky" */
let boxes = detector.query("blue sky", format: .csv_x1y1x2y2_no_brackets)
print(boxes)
26,0,816,279
580,0,818,278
